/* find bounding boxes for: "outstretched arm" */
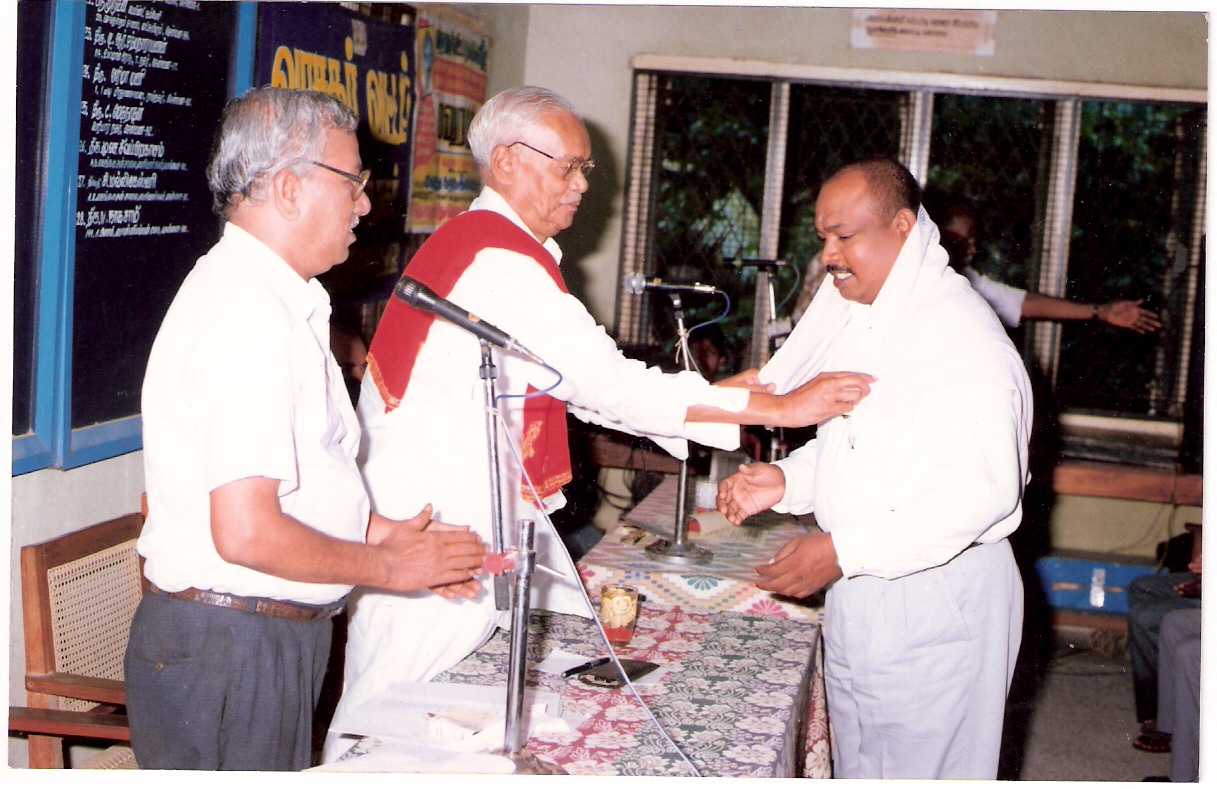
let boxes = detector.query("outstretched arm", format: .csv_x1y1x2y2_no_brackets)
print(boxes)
1022,293,1162,334
688,371,876,428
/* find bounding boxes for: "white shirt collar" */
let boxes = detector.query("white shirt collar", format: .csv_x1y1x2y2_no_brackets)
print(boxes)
468,187,564,266
221,222,333,322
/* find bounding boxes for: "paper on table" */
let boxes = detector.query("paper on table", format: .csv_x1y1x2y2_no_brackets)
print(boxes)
687,509,734,536
534,648,605,676
327,681,565,753
309,738,518,773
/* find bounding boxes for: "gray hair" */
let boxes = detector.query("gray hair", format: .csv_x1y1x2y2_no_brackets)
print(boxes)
467,86,581,174
207,87,358,217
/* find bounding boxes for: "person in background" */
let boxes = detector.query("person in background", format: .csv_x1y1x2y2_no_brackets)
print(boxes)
330,318,369,405
926,192,1163,333
686,322,730,380
717,158,1033,779
1149,602,1202,782
1127,538,1202,754
325,86,876,760
128,87,486,771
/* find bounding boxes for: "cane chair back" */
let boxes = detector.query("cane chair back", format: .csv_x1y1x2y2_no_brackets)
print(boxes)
17,512,144,768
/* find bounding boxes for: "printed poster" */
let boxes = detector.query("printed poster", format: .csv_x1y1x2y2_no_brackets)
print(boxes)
408,7,489,234
852,9,997,56
256,4,415,284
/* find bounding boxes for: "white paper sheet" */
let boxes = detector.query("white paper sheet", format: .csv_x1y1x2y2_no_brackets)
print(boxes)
327,681,566,754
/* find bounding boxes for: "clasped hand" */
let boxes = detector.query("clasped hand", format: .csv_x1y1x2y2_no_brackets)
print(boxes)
368,504,487,599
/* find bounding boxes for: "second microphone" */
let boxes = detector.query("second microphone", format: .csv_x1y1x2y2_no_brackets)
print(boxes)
623,272,720,296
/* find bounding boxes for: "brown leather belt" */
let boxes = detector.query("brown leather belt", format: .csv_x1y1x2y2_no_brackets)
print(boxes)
147,583,345,623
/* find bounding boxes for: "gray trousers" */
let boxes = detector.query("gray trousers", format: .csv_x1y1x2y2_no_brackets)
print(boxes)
124,591,332,770
1157,607,1202,782
1127,572,1201,723
824,539,1022,779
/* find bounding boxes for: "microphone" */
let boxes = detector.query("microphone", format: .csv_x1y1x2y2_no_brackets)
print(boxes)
623,272,719,296
392,276,547,366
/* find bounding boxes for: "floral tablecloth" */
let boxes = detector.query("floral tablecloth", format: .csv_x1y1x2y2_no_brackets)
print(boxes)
576,475,831,777
427,607,824,778
588,475,825,621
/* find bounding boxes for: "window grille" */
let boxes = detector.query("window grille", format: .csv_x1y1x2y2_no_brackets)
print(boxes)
620,57,1205,466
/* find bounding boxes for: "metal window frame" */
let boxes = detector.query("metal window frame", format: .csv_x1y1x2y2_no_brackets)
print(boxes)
622,55,1206,445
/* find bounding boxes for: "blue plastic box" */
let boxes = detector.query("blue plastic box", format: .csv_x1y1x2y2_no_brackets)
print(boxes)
1034,553,1158,615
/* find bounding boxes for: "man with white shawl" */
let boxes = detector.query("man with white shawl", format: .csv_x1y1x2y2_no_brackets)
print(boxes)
718,158,1033,779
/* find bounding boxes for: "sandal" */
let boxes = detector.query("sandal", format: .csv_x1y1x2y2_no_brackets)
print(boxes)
1132,732,1172,753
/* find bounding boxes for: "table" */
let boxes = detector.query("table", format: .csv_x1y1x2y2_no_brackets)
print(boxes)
579,477,825,622
339,606,823,777
577,475,831,776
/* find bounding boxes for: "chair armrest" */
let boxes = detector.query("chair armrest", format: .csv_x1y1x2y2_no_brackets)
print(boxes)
25,673,126,706
9,706,130,741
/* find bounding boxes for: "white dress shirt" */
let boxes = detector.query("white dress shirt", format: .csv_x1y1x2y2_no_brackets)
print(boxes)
962,266,1026,328
140,222,369,605
761,209,1033,579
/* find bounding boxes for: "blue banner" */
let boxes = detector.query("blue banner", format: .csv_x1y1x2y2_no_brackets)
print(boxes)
255,4,415,289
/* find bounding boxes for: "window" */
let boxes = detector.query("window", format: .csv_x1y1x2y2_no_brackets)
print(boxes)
617,58,1205,468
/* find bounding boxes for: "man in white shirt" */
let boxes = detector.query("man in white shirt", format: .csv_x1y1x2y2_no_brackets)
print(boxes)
129,87,486,771
325,87,875,759
717,158,1034,779
930,194,1162,333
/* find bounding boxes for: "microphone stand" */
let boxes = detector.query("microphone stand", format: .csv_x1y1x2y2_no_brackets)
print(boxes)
479,341,564,774
645,292,713,565
738,258,790,462
481,341,511,612
494,517,565,774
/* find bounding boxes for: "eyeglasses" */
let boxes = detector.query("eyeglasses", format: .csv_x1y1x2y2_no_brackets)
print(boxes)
509,141,595,179
305,160,371,197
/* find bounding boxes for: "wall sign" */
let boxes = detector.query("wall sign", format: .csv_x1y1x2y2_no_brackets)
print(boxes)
851,9,997,56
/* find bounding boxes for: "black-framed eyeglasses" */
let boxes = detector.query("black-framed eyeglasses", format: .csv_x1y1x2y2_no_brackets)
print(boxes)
509,141,595,179
305,159,371,197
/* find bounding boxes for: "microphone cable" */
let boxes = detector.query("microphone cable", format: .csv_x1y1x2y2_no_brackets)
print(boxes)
676,291,731,378
489,386,703,777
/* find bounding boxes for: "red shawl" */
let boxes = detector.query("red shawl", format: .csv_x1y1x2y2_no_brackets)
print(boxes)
366,210,572,503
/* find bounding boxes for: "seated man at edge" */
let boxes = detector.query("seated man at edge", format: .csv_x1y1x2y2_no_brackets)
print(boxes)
325,86,874,760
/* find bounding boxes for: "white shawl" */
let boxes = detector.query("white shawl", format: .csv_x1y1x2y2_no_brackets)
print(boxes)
759,206,948,395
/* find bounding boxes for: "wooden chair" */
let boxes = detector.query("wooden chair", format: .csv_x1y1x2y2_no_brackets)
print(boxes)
9,512,145,768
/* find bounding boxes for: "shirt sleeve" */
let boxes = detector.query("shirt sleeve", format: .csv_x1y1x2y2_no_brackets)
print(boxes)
457,250,747,450
964,268,1026,329
828,381,1029,580
771,442,820,515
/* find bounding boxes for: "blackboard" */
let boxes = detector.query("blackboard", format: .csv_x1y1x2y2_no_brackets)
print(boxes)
70,0,236,428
